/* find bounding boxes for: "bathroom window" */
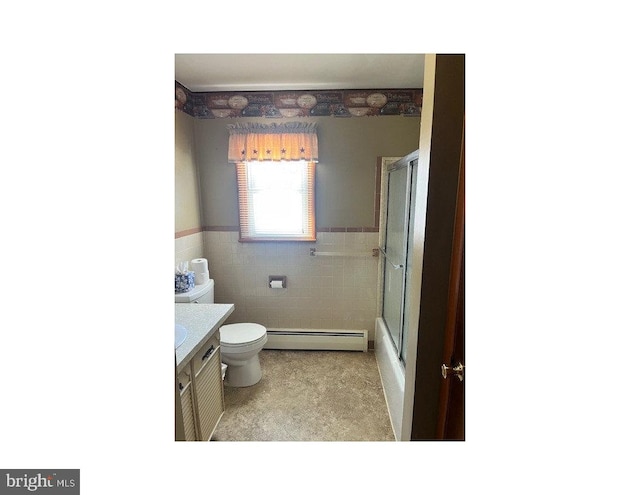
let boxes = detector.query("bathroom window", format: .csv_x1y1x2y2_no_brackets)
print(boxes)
236,160,316,242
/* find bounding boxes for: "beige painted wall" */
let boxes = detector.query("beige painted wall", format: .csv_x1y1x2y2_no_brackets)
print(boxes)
175,110,202,233
193,115,421,229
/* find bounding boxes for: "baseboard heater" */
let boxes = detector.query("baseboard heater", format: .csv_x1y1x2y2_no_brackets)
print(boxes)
264,328,368,352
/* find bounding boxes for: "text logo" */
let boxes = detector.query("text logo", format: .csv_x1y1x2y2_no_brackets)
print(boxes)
0,470,79,494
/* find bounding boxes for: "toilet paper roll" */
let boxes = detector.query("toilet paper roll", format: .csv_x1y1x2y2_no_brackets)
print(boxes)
195,270,209,285
190,258,209,275
269,280,284,289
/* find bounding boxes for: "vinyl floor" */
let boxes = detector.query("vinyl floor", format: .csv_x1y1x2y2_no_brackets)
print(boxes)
212,349,395,441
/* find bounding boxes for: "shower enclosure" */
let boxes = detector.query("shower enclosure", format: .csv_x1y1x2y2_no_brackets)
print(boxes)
380,151,419,364
376,150,421,439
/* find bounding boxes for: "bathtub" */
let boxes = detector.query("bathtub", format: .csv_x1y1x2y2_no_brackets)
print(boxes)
375,317,405,441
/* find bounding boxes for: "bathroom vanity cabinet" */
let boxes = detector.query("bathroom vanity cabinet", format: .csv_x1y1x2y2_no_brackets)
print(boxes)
178,333,224,441
175,303,234,441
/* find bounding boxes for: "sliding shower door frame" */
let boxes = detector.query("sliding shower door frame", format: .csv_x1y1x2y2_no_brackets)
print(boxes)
381,156,415,364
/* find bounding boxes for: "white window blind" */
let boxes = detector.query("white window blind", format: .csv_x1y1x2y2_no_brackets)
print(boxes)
236,160,316,242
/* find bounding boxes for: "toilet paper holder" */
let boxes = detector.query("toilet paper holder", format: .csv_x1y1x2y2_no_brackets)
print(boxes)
268,275,287,289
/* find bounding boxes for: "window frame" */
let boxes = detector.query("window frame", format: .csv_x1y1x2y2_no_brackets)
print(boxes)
236,160,316,242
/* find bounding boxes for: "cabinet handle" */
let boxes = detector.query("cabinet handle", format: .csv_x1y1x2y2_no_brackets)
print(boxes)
178,382,184,391
202,345,215,360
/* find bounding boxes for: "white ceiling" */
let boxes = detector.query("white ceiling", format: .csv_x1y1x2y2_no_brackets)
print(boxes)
175,54,425,92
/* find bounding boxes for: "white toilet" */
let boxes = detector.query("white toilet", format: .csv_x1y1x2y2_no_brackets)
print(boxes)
174,278,268,387
219,323,268,387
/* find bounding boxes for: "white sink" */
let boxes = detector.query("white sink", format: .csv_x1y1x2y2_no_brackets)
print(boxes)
175,324,188,349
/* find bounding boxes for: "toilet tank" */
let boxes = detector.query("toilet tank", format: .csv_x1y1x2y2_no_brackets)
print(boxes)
175,279,214,303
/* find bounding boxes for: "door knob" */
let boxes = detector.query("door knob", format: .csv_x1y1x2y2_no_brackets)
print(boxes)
442,362,464,381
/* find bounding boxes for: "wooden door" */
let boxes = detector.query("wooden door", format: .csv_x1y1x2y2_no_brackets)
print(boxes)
436,118,465,440
409,53,464,440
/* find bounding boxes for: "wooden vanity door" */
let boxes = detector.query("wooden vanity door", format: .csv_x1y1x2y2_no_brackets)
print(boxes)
193,344,224,441
178,369,198,441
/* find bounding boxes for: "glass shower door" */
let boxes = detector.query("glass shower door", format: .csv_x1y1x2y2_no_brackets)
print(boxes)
381,162,411,360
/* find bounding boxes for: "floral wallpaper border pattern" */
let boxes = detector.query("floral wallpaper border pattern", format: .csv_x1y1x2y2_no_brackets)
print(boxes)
175,81,422,119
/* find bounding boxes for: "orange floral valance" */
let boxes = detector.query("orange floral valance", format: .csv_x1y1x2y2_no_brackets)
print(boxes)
227,122,318,163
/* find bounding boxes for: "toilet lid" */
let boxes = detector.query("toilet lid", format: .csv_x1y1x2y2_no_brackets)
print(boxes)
220,323,267,346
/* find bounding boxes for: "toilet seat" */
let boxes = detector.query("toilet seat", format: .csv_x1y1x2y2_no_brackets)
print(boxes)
220,323,267,347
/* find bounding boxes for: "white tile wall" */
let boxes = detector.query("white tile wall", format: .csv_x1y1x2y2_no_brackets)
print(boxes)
174,232,204,268
202,231,381,338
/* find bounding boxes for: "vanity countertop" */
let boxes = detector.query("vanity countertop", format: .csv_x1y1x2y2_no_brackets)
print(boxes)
175,303,234,372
